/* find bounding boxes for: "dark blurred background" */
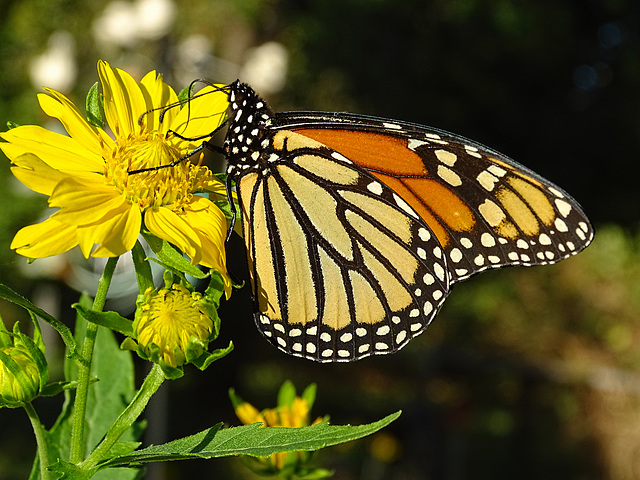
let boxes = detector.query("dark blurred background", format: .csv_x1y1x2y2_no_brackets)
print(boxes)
0,0,639,478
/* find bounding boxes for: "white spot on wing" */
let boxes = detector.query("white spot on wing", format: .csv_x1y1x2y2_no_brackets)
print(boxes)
555,199,572,217
367,181,383,195
437,165,462,186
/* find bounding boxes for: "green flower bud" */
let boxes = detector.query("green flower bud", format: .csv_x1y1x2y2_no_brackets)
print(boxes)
0,345,44,408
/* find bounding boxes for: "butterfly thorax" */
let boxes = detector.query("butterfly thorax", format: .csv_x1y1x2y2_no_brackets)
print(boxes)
224,81,275,181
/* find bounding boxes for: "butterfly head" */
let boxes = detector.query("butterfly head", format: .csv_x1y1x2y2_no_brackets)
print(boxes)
224,82,276,180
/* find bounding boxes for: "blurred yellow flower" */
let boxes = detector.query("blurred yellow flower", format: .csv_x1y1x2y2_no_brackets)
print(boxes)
232,385,323,473
0,60,231,296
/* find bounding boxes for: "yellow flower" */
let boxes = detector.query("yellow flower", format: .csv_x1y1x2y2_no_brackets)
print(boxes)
134,285,213,368
0,60,231,296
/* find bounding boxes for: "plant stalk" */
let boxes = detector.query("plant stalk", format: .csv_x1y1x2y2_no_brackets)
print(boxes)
69,256,119,464
25,402,50,480
80,363,165,470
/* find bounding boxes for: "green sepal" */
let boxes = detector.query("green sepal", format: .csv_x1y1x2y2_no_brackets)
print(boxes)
277,379,297,408
72,305,133,336
126,339,185,380
142,231,209,280
199,271,224,338
178,85,192,104
131,240,155,293
85,82,104,129
191,341,234,371
0,318,11,348
12,322,48,394
6,121,20,130
301,383,318,411
228,388,244,410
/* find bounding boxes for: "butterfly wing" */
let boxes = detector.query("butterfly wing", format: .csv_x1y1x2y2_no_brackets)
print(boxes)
273,111,594,283
236,128,450,362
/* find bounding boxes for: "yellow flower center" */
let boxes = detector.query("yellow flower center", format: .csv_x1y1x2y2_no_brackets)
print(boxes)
104,130,214,211
136,285,213,368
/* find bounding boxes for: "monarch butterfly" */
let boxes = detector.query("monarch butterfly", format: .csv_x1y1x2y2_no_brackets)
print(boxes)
216,81,593,363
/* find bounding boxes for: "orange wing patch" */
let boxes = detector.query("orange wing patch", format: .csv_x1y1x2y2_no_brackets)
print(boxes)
292,128,476,248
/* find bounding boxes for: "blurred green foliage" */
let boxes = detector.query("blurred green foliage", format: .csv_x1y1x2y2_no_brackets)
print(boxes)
0,0,638,478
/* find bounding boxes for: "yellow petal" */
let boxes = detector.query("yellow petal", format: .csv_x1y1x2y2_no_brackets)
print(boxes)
0,126,103,172
144,207,202,263
11,218,78,258
263,408,279,427
80,204,142,257
38,88,114,154
11,153,69,196
170,85,228,151
235,402,264,425
182,197,231,297
50,178,126,226
98,60,146,138
138,70,178,133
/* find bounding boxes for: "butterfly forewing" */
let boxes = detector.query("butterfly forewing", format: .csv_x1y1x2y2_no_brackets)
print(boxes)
273,112,594,283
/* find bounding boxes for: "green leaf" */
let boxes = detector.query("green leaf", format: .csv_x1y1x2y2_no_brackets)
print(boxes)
0,283,77,360
85,82,104,129
6,121,20,129
142,232,208,279
72,305,133,336
30,294,140,480
100,411,401,469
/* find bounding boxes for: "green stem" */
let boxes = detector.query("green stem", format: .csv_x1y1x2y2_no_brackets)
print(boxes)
69,256,119,464
24,402,50,480
80,363,165,470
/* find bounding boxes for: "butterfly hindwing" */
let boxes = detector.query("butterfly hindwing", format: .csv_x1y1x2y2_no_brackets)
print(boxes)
235,128,450,361
273,112,594,283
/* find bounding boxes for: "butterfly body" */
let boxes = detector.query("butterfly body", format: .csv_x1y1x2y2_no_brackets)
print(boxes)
222,81,593,362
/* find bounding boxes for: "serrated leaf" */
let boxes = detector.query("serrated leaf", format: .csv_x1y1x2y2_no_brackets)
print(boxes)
100,411,400,469
0,283,77,359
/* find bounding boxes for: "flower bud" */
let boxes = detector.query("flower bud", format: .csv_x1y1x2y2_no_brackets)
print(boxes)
0,345,44,408
133,285,214,369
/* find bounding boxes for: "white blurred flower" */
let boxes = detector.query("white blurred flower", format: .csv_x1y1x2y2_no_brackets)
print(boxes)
174,34,213,85
239,42,289,95
29,31,77,92
136,0,176,40
93,0,176,49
